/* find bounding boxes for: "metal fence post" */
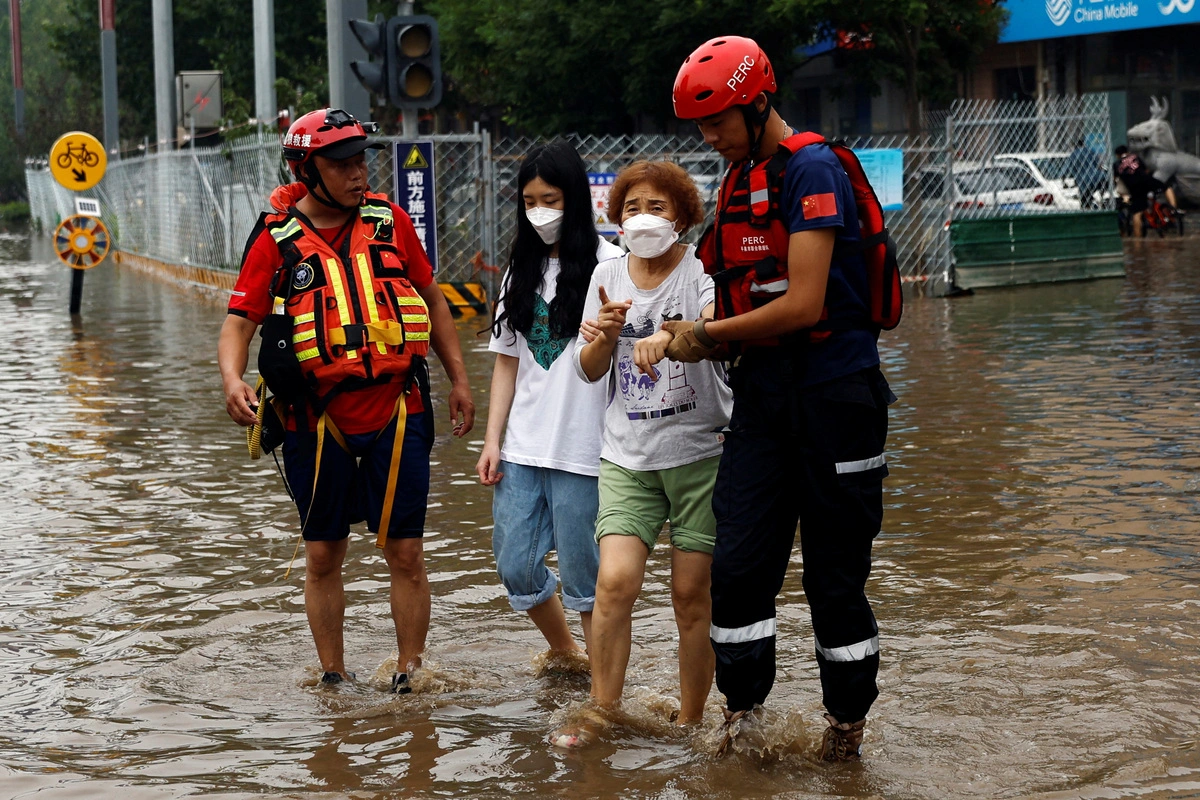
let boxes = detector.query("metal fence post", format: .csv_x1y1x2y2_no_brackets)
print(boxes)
482,127,496,299
944,111,955,291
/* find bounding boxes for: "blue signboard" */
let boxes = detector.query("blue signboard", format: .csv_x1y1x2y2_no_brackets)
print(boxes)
393,141,438,273
588,173,621,236
1001,0,1197,43
853,148,905,211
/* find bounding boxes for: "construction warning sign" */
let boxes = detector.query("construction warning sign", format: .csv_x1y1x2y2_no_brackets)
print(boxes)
393,141,438,272
402,145,430,169
49,131,108,192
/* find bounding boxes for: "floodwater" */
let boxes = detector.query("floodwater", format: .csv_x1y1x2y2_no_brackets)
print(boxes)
0,226,1198,800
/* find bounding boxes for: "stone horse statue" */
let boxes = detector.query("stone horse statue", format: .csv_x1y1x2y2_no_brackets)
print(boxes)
1127,97,1200,206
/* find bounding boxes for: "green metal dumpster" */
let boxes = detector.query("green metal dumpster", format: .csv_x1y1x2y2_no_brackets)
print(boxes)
949,212,1125,290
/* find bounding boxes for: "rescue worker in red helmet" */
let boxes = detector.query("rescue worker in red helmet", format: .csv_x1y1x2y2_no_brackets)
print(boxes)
664,37,896,760
217,108,475,694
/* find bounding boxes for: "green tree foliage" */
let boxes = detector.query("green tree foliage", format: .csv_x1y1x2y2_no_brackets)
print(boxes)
774,0,1007,133
1,0,328,197
0,0,103,200
426,0,810,134
430,0,1003,136
46,0,329,146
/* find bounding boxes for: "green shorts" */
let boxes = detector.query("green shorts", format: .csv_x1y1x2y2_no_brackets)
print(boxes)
595,456,720,554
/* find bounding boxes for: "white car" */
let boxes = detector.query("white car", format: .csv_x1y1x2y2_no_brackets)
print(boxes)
918,162,1064,212
992,153,1082,206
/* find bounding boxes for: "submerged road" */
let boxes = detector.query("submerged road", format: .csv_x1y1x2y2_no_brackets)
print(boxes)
0,227,1198,799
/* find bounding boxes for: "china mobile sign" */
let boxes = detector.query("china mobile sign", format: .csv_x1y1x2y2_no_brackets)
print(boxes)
1001,0,1195,42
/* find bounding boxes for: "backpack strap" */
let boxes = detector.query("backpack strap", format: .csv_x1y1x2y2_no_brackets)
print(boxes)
751,132,829,221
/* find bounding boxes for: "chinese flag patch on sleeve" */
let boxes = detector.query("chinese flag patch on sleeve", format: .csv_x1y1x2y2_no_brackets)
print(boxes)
801,192,838,220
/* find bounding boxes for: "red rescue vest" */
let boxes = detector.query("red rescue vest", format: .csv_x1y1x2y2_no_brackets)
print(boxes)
263,193,431,406
698,132,902,349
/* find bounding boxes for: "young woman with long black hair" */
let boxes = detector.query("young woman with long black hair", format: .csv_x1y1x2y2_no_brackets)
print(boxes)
476,140,623,659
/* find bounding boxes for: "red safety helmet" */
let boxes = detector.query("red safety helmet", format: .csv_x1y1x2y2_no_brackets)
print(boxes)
282,108,382,174
673,36,777,120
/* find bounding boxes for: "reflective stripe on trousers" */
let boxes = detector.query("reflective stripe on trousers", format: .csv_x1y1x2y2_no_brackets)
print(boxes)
710,363,890,722
711,617,776,645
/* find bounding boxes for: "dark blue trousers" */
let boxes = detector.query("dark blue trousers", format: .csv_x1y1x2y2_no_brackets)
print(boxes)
710,357,892,723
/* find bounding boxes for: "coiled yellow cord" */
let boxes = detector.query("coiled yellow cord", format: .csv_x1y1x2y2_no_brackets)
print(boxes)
247,377,267,459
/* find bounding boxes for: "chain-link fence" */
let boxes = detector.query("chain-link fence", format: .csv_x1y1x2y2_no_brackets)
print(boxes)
26,131,495,284
945,95,1114,221
842,131,955,296
364,133,496,294
25,95,1114,299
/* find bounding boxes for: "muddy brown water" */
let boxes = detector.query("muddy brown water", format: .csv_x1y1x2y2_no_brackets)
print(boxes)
0,228,1198,799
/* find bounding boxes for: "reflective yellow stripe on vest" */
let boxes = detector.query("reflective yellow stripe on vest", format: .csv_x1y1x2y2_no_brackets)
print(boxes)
355,253,387,355
269,218,302,243
324,257,356,360
398,295,430,341
360,205,394,224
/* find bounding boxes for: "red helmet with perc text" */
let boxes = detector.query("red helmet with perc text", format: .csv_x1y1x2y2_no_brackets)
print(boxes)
282,108,382,175
672,36,777,120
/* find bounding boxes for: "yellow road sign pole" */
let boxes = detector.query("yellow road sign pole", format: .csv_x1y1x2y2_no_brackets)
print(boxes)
48,132,109,316
52,214,111,315
69,266,85,315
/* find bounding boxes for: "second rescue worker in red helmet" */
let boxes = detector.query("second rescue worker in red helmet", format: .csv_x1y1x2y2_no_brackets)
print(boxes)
217,109,475,694
665,38,895,760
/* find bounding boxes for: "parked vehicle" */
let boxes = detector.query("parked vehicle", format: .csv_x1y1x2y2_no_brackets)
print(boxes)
916,161,1069,212
992,152,1082,206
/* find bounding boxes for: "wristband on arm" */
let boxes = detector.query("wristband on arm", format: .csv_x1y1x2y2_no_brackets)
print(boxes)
693,317,718,349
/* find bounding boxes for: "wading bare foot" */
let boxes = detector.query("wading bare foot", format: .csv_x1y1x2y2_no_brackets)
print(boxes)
550,705,611,749
533,648,591,678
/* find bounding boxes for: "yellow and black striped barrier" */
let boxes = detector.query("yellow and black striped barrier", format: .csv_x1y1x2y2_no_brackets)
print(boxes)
439,281,489,318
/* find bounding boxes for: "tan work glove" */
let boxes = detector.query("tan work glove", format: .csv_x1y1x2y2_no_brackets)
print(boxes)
662,318,721,363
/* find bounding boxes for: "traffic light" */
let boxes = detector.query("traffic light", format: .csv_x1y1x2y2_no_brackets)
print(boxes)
387,15,443,108
348,14,389,102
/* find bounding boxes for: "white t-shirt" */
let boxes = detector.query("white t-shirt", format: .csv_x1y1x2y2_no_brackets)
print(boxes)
488,237,625,476
574,246,733,472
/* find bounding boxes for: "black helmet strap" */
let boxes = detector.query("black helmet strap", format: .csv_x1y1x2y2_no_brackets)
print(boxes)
299,160,358,213
741,94,773,164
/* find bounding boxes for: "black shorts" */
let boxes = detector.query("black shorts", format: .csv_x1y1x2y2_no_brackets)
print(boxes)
282,410,434,541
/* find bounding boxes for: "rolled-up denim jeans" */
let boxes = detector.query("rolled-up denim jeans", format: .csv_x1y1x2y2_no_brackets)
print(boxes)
491,461,599,613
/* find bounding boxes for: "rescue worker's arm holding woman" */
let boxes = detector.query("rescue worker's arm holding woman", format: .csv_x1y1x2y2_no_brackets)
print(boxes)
659,94,835,357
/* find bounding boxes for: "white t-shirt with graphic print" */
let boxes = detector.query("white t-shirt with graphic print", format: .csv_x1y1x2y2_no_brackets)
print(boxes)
488,237,624,476
574,246,733,472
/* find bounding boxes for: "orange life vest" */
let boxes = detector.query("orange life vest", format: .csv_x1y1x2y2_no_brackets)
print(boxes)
263,193,430,406
698,132,901,350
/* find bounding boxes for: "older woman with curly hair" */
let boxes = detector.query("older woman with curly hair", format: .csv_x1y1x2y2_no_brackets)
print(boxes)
553,161,734,747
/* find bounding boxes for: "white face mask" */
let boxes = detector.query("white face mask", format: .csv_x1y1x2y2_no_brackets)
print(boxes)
622,214,679,259
524,206,564,245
